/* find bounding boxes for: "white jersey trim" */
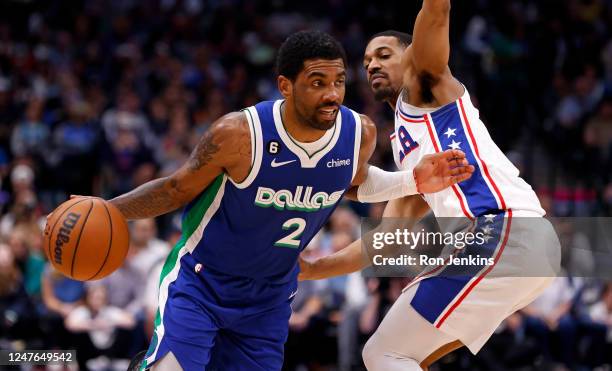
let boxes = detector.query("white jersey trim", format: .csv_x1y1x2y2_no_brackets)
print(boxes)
272,100,342,168
350,110,362,182
230,107,264,189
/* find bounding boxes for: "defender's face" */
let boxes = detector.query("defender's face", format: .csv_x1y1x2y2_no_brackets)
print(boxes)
290,58,346,130
363,36,406,101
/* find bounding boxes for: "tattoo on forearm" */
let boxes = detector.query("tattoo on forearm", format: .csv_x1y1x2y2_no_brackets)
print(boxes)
110,177,187,219
189,131,220,171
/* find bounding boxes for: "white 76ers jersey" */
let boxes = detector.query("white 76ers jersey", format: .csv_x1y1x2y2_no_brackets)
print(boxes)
391,88,544,218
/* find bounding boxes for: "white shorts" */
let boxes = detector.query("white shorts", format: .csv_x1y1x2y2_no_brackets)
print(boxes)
403,210,561,353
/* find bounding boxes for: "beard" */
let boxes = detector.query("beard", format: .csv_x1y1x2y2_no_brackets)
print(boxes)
294,101,337,131
373,86,396,102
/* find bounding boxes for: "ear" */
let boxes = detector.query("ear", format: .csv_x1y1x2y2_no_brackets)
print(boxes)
277,75,293,99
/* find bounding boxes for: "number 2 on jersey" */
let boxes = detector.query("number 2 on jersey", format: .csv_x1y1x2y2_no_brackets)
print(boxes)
274,218,306,248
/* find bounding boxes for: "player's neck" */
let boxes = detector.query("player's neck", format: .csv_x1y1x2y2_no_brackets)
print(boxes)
280,101,328,143
386,91,401,111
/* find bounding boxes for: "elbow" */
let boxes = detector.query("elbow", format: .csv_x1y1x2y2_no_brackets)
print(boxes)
166,175,196,207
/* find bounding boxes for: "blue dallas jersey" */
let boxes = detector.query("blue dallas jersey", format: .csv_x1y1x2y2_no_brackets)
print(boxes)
184,100,362,283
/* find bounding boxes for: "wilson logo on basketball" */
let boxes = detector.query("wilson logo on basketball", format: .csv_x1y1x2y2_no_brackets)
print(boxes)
54,212,81,265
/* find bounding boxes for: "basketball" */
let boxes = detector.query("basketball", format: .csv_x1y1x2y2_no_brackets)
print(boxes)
43,197,129,281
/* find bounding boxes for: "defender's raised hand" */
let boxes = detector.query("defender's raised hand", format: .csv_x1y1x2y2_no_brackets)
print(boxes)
413,149,475,193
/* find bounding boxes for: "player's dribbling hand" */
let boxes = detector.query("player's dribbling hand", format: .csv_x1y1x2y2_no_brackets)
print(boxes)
413,149,475,193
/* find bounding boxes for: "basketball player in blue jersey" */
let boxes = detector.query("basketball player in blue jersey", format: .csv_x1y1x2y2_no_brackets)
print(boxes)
90,30,475,371
299,2,561,370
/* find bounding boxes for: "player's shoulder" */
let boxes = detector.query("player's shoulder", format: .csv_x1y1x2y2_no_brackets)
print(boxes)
337,105,376,131
212,111,248,132
343,110,376,150
354,112,376,140
201,111,251,152
356,113,376,129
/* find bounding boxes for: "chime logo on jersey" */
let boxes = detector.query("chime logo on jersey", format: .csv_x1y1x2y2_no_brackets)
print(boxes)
254,186,344,212
326,158,351,168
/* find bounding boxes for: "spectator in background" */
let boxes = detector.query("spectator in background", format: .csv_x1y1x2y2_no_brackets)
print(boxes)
101,219,168,313
101,88,156,152
0,77,18,144
359,277,406,337
7,225,46,299
100,122,156,197
284,237,331,371
0,164,39,232
328,207,360,240
98,219,169,357
52,101,100,196
589,282,612,366
65,284,135,370
6,224,31,272
40,265,85,349
147,96,169,137
471,313,542,370
556,220,595,277
99,247,144,317
155,105,192,177
127,219,169,278
336,271,368,371
10,98,50,159
0,244,38,347
322,232,353,320
584,95,612,182
333,234,368,371
0,165,46,296
191,89,228,140
8,163,35,200
521,275,579,369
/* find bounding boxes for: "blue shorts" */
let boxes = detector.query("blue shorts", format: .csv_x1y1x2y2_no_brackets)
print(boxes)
142,253,296,371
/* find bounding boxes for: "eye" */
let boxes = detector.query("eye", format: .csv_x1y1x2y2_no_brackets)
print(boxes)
381,54,390,59
335,79,346,87
312,80,322,87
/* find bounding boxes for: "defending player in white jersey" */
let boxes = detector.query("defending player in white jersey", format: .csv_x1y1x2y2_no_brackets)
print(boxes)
299,1,561,370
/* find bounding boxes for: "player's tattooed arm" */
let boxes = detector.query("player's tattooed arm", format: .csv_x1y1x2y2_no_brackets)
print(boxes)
109,112,250,219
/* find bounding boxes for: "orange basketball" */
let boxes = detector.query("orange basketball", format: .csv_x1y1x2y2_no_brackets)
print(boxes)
43,197,129,281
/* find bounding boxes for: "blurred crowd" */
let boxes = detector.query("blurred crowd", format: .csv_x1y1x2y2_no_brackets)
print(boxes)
0,0,611,370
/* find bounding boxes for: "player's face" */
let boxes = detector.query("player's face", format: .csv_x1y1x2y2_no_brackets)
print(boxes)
291,58,346,130
363,36,405,101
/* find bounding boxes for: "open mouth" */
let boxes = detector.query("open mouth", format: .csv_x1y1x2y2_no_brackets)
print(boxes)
318,107,338,120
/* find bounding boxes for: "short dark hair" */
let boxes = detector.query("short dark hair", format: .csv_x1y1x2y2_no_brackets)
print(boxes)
276,30,347,80
368,30,413,47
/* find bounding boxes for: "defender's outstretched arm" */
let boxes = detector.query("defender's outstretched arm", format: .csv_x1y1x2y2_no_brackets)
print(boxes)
347,114,474,203
410,0,452,77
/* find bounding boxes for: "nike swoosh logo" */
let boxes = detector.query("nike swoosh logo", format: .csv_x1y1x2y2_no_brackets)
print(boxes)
288,290,298,299
271,159,297,168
